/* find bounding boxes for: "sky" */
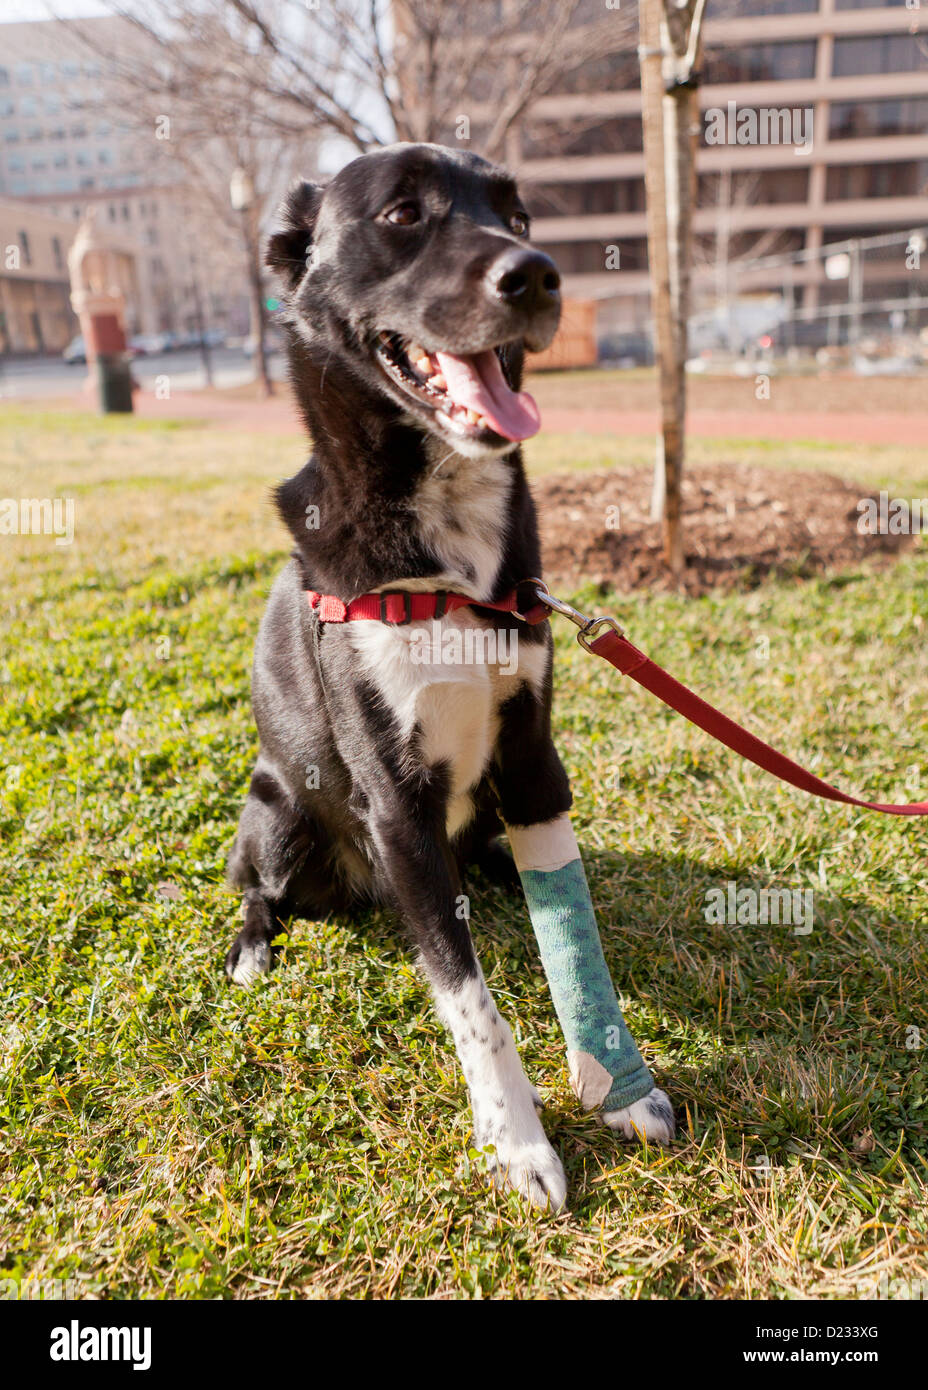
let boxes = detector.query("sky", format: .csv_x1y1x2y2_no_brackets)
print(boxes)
1,1,110,20
0,0,374,172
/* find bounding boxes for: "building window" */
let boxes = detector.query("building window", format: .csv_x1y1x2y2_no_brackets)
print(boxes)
51,236,63,270
521,115,644,158
0,68,9,87
699,167,810,205
18,230,31,265
4,129,20,144
826,159,928,199
705,40,817,84
548,51,640,97
735,0,818,11
833,35,928,78
16,64,34,86
121,202,130,220
526,178,647,217
835,0,908,8
53,152,69,168
830,96,928,140
7,153,25,171
26,127,43,142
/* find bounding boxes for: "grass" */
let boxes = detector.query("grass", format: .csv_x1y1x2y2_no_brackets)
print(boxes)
1,403,927,1299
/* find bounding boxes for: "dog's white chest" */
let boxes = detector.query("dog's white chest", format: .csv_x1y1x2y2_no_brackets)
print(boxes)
413,452,513,596
345,451,545,836
348,612,544,838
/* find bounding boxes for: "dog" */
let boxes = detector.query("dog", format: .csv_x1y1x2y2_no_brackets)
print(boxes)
224,143,673,1210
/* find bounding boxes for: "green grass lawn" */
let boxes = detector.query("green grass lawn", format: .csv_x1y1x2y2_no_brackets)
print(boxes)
1,406,927,1299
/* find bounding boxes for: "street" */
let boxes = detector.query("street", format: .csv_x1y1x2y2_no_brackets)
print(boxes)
0,345,287,400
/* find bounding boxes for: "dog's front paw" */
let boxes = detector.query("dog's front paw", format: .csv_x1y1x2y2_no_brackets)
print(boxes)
602,1086,675,1145
475,1097,567,1212
224,928,271,987
484,1133,568,1212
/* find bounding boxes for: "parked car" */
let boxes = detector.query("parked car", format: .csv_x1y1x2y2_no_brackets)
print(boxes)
62,334,87,365
242,326,283,357
597,331,654,369
177,328,225,351
129,331,174,356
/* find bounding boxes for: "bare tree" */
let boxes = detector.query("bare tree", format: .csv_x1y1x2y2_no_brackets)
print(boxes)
72,0,637,161
62,7,313,394
639,0,706,579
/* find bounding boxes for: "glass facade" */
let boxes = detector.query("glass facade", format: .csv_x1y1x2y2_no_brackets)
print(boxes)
826,160,928,199
525,178,647,218
832,35,928,78
830,97,928,140
705,41,818,84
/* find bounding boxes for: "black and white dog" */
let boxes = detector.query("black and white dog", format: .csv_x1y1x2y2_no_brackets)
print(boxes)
224,143,673,1209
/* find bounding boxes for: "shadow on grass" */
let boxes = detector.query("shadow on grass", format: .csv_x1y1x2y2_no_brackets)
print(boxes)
255,841,927,1213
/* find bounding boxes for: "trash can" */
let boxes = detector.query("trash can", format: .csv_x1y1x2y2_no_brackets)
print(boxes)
96,352,134,413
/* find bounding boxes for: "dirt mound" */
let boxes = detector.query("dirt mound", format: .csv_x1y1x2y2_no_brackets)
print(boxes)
534,463,915,596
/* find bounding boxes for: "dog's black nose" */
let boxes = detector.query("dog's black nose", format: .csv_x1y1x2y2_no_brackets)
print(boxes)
488,247,560,313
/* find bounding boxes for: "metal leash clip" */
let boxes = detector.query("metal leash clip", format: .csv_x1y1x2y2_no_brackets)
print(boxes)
527,578,625,651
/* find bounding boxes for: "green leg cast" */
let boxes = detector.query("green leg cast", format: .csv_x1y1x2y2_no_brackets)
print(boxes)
507,816,655,1114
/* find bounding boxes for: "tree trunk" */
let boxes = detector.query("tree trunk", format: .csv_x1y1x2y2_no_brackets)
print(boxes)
639,0,703,579
244,217,273,399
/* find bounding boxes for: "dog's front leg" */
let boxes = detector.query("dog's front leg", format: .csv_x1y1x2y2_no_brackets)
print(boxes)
504,814,675,1144
491,684,674,1143
368,794,567,1212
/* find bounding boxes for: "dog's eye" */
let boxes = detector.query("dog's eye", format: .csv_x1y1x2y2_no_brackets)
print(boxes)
510,212,529,237
385,202,420,226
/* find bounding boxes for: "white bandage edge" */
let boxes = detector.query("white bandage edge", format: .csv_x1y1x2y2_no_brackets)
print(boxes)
505,813,580,874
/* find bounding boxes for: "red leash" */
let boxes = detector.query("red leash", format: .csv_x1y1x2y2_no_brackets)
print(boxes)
532,584,928,819
305,577,928,817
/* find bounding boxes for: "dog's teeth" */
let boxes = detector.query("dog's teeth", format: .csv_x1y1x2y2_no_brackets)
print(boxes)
466,409,481,425
427,373,447,390
415,356,433,374
407,342,425,361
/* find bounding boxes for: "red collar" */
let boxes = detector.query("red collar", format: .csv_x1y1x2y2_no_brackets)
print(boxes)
306,584,550,626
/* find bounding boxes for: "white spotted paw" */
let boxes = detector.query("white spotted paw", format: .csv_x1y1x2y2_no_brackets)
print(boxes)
475,1092,567,1212
485,1132,567,1212
602,1086,675,1145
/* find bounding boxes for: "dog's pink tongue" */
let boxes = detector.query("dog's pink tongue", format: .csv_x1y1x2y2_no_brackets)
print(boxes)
434,349,540,441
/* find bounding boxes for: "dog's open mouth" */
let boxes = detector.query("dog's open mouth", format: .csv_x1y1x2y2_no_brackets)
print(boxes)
374,332,541,443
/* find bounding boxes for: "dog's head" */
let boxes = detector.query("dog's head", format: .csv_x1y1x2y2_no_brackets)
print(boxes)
267,143,561,458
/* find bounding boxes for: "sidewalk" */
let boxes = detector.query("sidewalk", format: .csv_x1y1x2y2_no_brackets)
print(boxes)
128,387,928,446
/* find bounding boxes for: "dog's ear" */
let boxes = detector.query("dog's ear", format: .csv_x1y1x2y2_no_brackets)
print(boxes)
265,179,324,288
